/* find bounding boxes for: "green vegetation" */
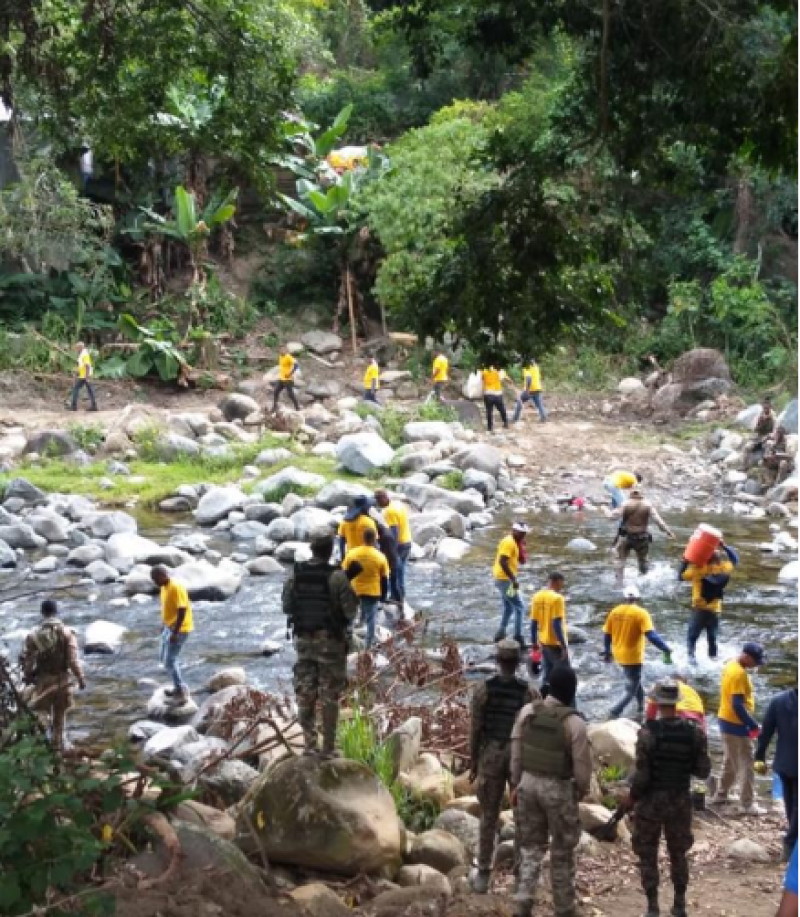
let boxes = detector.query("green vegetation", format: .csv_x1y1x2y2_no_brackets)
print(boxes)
439,471,465,491
67,423,105,453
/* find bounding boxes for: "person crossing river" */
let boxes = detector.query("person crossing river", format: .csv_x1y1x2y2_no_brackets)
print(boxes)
492,522,530,646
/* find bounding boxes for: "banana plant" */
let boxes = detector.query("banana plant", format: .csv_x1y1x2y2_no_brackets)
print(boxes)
273,105,354,179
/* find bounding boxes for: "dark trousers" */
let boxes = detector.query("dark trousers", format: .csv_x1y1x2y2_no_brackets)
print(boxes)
611,663,644,717
779,772,798,849
541,644,565,683
687,610,720,660
483,394,508,432
70,378,97,411
364,387,379,404
390,542,411,602
272,379,299,411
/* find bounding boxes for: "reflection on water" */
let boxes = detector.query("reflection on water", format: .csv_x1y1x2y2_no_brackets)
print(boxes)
0,506,796,745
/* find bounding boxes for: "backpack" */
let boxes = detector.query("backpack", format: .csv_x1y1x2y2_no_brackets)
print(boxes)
26,621,68,678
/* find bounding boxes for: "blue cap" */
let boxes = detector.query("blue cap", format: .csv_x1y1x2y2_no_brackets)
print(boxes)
742,642,765,665
344,495,372,521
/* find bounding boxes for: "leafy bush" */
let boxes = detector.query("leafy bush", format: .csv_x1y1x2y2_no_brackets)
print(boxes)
67,423,105,452
103,314,188,382
439,470,464,491
416,401,457,423
257,481,318,503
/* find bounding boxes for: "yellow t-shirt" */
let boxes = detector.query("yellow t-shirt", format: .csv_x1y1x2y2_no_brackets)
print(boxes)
343,546,390,598
482,368,503,394
278,353,296,382
718,660,754,725
603,603,654,665
364,363,380,389
383,500,411,546
677,683,705,716
530,589,567,646
338,515,378,553
161,580,194,633
681,558,734,613
77,348,93,380
492,535,520,581
610,470,637,490
523,365,542,392
432,355,449,382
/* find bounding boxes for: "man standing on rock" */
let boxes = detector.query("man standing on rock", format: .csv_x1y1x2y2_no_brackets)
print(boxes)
469,639,538,894
511,665,590,917
614,487,675,582
603,585,672,719
342,528,389,648
430,351,449,402
283,535,359,757
272,344,300,412
374,489,412,603
20,600,86,752
625,679,711,917
680,540,738,663
530,572,569,682
151,565,193,704
493,522,529,646
70,341,98,412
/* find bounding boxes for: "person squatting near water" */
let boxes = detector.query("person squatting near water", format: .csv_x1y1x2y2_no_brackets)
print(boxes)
20,600,86,752
282,535,359,758
625,678,712,917
468,639,539,894
613,487,675,582
492,522,530,646
679,540,739,663
151,565,193,704
511,664,591,917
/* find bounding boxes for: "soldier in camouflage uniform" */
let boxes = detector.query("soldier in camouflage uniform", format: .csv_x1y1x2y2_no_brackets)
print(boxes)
282,535,359,758
469,639,537,893
625,679,711,917
510,665,591,917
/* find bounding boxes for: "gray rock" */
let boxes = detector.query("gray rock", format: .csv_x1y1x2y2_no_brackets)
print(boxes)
219,393,260,422
618,377,645,395
244,502,283,524
727,838,771,863
433,808,480,857
29,512,70,543
735,404,763,430
398,481,484,515
173,560,243,601
62,495,95,521
143,724,201,760
170,532,208,555
128,720,167,743
406,829,467,874
246,556,284,576
230,521,270,540
25,429,78,456
84,620,127,654
709,447,733,463
567,537,597,553
385,717,422,778
89,511,137,539
306,379,342,399
314,480,373,510
254,447,292,467
462,468,497,498
404,421,454,443
395,865,451,896
0,523,45,549
265,517,296,543
85,560,120,583
159,496,192,513
767,502,791,518
124,564,160,595
413,524,446,546
254,536,276,556
202,444,234,461
158,433,201,460
199,759,259,805
3,477,46,506
300,330,343,356
411,509,466,540
274,541,312,563
454,444,503,477
255,467,326,497
779,399,798,435
195,486,247,525
336,432,395,476
107,460,131,476
282,493,305,516
208,667,247,692
468,511,493,528
32,555,58,573
106,532,188,568
292,507,336,541
435,537,471,562
67,544,105,566
398,451,437,474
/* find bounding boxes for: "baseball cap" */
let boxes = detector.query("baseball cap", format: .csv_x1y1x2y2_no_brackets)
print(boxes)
623,584,641,599
651,679,680,705
344,495,373,521
742,642,765,665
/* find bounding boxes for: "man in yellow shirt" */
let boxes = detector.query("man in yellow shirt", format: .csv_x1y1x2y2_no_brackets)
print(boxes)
492,522,528,644
337,496,378,557
481,365,508,433
530,572,568,681
714,642,765,815
431,352,449,402
512,359,547,424
364,358,380,404
374,489,412,602
343,529,390,647
272,345,300,412
603,469,642,509
602,585,672,718
70,341,98,412
151,565,194,703
680,542,739,663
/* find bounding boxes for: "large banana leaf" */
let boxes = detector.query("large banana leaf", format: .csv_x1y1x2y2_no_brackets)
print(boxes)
315,104,353,157
202,188,238,227
118,313,154,340
277,192,317,223
174,186,197,239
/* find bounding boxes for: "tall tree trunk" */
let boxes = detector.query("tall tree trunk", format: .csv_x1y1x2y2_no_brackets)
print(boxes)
733,176,753,256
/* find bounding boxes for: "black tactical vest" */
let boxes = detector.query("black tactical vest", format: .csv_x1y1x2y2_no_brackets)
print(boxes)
647,718,697,791
292,562,338,635
483,675,529,742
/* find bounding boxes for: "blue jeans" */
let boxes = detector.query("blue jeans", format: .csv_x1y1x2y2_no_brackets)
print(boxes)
604,481,624,509
610,663,644,717
513,391,547,423
541,644,566,682
364,388,379,404
687,610,720,660
71,378,97,411
160,628,189,691
359,597,380,647
390,542,411,602
494,579,524,641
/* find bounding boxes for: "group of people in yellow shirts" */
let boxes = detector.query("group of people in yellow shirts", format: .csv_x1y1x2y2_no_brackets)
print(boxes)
480,362,547,432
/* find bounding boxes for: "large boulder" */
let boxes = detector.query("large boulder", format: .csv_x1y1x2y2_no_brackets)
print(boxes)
239,756,403,875
195,486,248,526
307,379,342,400
404,422,454,444
398,481,483,515
89,511,137,539
385,717,422,778
106,532,187,568
618,378,645,395
588,719,639,771
85,560,119,583
672,348,731,383
67,544,105,567
143,724,201,760
254,467,326,497
289,885,351,917
84,620,127,654
778,561,798,583
265,517,296,543
398,753,454,807
410,509,466,541
291,507,336,541
172,800,236,841
219,393,260,422
405,829,466,874
395,865,452,896
124,564,160,595
244,502,283,524
157,433,201,460
779,399,798,435
453,444,503,478
28,512,70,543
3,478,46,506
230,521,270,541
336,432,395,476
462,468,497,498
314,480,373,510
0,523,44,549
0,540,17,568
173,560,243,601
301,330,343,355
25,429,78,457
433,808,480,857
246,556,284,576
435,537,471,563
199,759,259,806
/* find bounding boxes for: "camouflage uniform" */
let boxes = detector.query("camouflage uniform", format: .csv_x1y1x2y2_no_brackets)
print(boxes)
282,560,358,754
630,712,711,916
510,696,592,917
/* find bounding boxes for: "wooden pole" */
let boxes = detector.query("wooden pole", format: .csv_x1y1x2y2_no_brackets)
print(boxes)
346,263,358,355
379,299,387,336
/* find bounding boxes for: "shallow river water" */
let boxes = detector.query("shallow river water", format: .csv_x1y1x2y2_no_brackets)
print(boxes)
0,505,796,752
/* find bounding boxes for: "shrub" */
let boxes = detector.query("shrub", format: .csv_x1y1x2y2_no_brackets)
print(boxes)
439,470,464,491
68,423,105,452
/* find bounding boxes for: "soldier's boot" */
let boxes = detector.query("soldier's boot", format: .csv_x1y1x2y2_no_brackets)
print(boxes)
671,888,688,917
644,889,660,917
319,705,341,760
470,868,492,894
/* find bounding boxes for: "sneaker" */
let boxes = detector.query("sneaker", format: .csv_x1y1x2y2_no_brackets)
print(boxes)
470,869,492,894
737,803,767,816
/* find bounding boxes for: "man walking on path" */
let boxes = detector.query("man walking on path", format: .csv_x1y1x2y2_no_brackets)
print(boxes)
626,679,712,917
680,541,739,663
431,351,449,402
481,365,508,433
70,341,98,412
755,686,798,860
615,487,675,581
492,522,529,646
282,535,359,757
603,469,642,510
603,585,672,719
374,489,412,603
337,495,378,557
272,344,300,412
469,639,538,894
512,359,546,424
713,642,766,815
511,665,591,917
363,357,380,403
343,528,390,648
530,573,568,682
151,565,193,703
20,600,85,752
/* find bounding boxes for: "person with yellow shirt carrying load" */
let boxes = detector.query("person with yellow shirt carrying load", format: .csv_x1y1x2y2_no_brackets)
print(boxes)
614,487,675,582
713,642,766,815
430,351,449,402
679,540,739,663
481,365,509,433
645,674,706,731
603,585,672,719
493,522,529,646
272,345,300,412
363,357,380,404
151,565,193,704
512,359,547,424
603,468,642,510
337,495,379,558
71,341,98,412
530,572,568,683
510,664,591,917
343,528,390,647
374,489,412,603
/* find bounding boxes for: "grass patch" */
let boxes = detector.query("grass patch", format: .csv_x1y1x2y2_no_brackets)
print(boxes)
439,470,465,491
